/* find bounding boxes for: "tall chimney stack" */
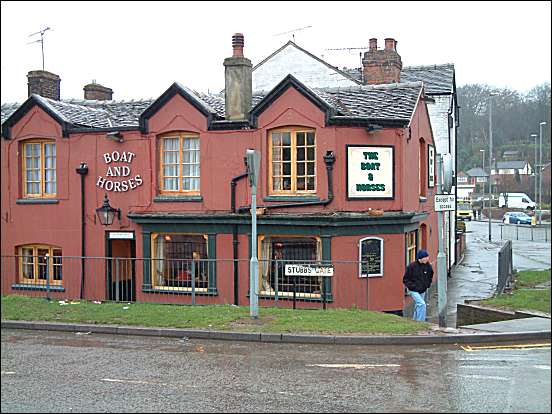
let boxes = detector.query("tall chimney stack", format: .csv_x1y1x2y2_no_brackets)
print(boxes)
27,70,61,100
83,81,113,100
223,33,252,120
362,37,402,85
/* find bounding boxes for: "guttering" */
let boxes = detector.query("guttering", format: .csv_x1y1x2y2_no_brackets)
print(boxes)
231,166,249,305
237,151,335,213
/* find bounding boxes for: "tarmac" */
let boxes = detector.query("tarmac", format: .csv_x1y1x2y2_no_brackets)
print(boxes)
2,220,551,345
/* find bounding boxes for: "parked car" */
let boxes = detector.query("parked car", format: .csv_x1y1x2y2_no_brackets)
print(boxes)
502,211,532,225
456,203,473,221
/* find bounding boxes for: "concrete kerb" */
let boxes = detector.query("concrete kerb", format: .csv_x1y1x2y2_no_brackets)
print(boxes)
2,320,550,345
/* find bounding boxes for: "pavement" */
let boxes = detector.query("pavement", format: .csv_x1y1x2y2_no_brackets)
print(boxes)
426,219,551,338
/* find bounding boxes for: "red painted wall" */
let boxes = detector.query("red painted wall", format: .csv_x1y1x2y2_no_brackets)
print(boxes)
1,85,438,311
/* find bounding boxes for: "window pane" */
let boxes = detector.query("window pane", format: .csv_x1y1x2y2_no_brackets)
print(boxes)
272,133,282,147
164,138,179,150
307,132,315,145
307,162,315,175
307,177,315,190
273,177,282,191
283,177,291,190
282,148,291,161
282,132,291,146
45,182,56,194
307,148,315,161
297,177,305,190
164,178,178,190
297,132,305,146
297,163,305,176
297,148,305,161
283,162,291,175
182,164,191,176
272,148,281,161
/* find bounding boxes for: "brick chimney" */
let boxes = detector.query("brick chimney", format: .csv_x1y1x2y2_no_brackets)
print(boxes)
83,82,113,100
362,37,402,85
27,70,61,100
223,33,252,120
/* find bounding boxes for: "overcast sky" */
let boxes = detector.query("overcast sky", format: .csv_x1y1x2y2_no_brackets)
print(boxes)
1,1,551,103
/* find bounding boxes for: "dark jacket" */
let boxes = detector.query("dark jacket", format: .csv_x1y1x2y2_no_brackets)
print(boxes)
403,261,434,293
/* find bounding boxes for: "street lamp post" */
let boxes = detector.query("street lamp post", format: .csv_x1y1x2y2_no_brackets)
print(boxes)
488,93,497,242
538,122,547,225
531,133,538,202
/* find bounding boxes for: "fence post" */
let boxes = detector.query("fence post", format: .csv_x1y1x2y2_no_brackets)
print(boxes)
500,225,503,240
275,260,279,306
531,225,534,241
115,258,120,302
516,225,519,240
293,275,297,310
322,275,326,310
45,254,51,301
191,260,196,306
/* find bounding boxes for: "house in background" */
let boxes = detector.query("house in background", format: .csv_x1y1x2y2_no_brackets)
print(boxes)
491,160,534,195
502,150,520,161
465,167,488,194
456,171,475,201
252,38,459,271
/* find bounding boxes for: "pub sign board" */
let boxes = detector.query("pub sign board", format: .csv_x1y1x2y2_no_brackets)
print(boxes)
346,145,394,199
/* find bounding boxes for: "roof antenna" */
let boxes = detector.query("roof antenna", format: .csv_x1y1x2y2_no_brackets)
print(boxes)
273,25,312,43
28,27,52,71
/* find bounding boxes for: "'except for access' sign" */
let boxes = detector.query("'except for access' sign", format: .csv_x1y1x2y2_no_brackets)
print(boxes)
434,194,456,211
285,264,334,277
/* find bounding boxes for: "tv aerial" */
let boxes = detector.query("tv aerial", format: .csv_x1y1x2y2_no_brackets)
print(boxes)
273,25,312,43
28,27,52,70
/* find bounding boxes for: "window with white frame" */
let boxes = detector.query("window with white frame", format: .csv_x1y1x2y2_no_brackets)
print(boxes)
159,133,200,194
359,237,383,277
22,140,56,198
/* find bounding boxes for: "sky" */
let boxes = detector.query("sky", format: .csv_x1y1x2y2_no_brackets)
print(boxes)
1,1,551,103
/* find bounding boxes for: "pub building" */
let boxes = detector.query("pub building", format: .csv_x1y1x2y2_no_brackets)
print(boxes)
1,34,438,315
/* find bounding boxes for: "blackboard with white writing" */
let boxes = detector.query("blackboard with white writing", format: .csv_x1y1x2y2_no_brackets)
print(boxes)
360,238,382,277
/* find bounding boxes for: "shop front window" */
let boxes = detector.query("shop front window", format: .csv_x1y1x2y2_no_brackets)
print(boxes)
259,236,322,298
151,234,208,291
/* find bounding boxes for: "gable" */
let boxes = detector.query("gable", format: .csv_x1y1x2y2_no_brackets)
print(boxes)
252,43,359,92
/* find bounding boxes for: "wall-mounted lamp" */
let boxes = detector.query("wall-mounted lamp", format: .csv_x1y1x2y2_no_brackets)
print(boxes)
95,194,121,226
366,124,383,134
106,131,123,143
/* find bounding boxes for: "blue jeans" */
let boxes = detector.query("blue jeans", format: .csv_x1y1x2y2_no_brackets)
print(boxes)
407,290,426,321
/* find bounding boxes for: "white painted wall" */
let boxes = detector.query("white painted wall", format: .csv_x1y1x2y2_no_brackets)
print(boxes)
252,45,358,93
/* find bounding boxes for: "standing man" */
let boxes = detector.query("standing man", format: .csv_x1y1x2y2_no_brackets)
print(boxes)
403,250,434,321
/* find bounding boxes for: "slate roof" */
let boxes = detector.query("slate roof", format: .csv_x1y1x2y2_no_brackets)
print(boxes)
342,64,455,95
466,167,488,177
2,80,423,130
494,160,528,170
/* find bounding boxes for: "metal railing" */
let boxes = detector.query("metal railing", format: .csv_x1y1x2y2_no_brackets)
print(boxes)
496,241,513,294
499,224,551,242
1,256,398,311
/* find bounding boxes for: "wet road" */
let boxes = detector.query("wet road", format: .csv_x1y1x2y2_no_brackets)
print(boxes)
2,329,550,413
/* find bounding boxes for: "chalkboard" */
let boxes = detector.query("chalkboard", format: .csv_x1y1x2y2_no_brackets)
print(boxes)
360,238,383,276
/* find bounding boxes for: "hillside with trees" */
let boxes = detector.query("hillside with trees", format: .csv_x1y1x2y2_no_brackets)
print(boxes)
457,82,551,173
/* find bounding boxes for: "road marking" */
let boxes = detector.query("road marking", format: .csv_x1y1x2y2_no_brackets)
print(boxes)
306,364,400,369
461,343,550,352
1,371,16,375
533,365,551,370
457,374,509,381
101,378,166,386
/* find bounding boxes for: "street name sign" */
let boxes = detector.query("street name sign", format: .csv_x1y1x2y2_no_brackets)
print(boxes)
434,194,456,211
285,264,334,277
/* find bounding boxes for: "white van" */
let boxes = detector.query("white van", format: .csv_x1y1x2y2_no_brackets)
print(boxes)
498,193,536,210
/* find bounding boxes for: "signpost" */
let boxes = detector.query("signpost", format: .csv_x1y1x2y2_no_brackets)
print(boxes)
436,154,452,327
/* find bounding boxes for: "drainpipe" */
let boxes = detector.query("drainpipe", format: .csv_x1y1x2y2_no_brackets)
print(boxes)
76,162,89,299
230,158,249,305
238,150,336,213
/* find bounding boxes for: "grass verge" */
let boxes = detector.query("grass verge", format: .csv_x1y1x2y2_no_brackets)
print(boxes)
1,295,429,335
479,269,551,314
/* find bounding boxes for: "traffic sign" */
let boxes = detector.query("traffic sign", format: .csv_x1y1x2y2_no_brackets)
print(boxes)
434,194,456,211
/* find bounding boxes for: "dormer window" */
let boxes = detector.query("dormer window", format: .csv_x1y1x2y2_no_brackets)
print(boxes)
269,128,316,195
22,140,56,198
159,133,200,194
